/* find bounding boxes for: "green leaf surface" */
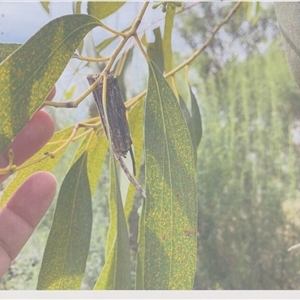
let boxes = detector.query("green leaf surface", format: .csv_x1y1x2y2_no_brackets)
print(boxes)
135,199,146,290
141,61,198,289
179,87,202,163
163,4,175,74
37,152,92,290
125,99,144,218
74,131,109,195
146,27,164,74
274,3,300,91
0,126,74,209
189,85,202,151
88,2,125,20
0,14,102,154
40,1,50,14
73,1,82,14
94,158,131,290
86,134,109,195
0,43,21,63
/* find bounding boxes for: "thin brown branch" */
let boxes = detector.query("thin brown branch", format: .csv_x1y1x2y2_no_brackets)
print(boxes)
165,2,243,78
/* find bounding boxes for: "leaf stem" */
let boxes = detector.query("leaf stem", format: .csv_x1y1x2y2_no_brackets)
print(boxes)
72,53,110,62
126,2,243,107
44,2,150,110
104,1,149,73
0,125,97,175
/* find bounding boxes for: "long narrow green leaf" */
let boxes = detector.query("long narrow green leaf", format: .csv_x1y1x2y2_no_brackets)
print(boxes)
94,158,131,290
0,14,102,154
0,126,74,209
86,134,109,195
146,27,164,73
274,3,300,91
135,199,145,290
40,1,50,14
163,4,175,74
37,152,92,290
73,2,82,14
0,44,21,63
88,2,125,20
140,60,198,289
189,86,202,150
124,99,144,218
179,90,202,163
73,131,109,195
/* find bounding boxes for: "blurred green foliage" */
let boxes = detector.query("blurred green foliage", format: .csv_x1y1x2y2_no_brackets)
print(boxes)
194,40,300,289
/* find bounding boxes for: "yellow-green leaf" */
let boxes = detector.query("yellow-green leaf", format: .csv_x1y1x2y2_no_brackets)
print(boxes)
274,3,300,91
40,1,50,14
179,89,202,163
0,14,102,154
74,131,109,195
0,126,74,209
37,151,92,290
146,27,164,74
73,1,82,14
140,60,198,289
135,199,145,289
163,4,175,74
125,98,144,218
88,2,125,20
0,43,21,63
94,158,131,290
189,85,202,151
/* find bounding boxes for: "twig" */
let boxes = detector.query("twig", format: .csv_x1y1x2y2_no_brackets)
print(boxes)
72,53,110,63
126,2,243,107
165,2,243,78
115,152,146,198
43,2,150,110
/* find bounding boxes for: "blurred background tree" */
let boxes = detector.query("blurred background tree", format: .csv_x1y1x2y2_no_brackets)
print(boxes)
175,2,300,289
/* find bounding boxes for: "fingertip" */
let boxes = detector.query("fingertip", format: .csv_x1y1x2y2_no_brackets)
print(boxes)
32,110,56,141
7,171,57,227
0,110,55,168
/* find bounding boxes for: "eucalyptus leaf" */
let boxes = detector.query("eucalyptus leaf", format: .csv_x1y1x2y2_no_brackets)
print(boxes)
274,3,300,91
88,2,125,20
37,152,92,290
40,1,50,14
146,27,164,73
94,158,131,290
163,4,175,74
140,60,198,289
0,43,21,63
0,14,102,154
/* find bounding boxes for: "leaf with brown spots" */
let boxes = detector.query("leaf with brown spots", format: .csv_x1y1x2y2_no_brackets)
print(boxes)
37,152,92,290
137,60,198,289
0,14,102,154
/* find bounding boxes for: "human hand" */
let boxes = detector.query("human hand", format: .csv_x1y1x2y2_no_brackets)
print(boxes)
0,90,57,278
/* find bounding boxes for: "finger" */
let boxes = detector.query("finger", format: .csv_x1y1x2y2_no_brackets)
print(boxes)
0,171,56,278
0,110,55,183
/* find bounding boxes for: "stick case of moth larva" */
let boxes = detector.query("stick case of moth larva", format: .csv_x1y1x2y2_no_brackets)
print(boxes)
87,73,136,174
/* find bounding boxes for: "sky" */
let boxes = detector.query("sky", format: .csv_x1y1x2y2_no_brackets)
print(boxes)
0,2,161,44
0,2,73,43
